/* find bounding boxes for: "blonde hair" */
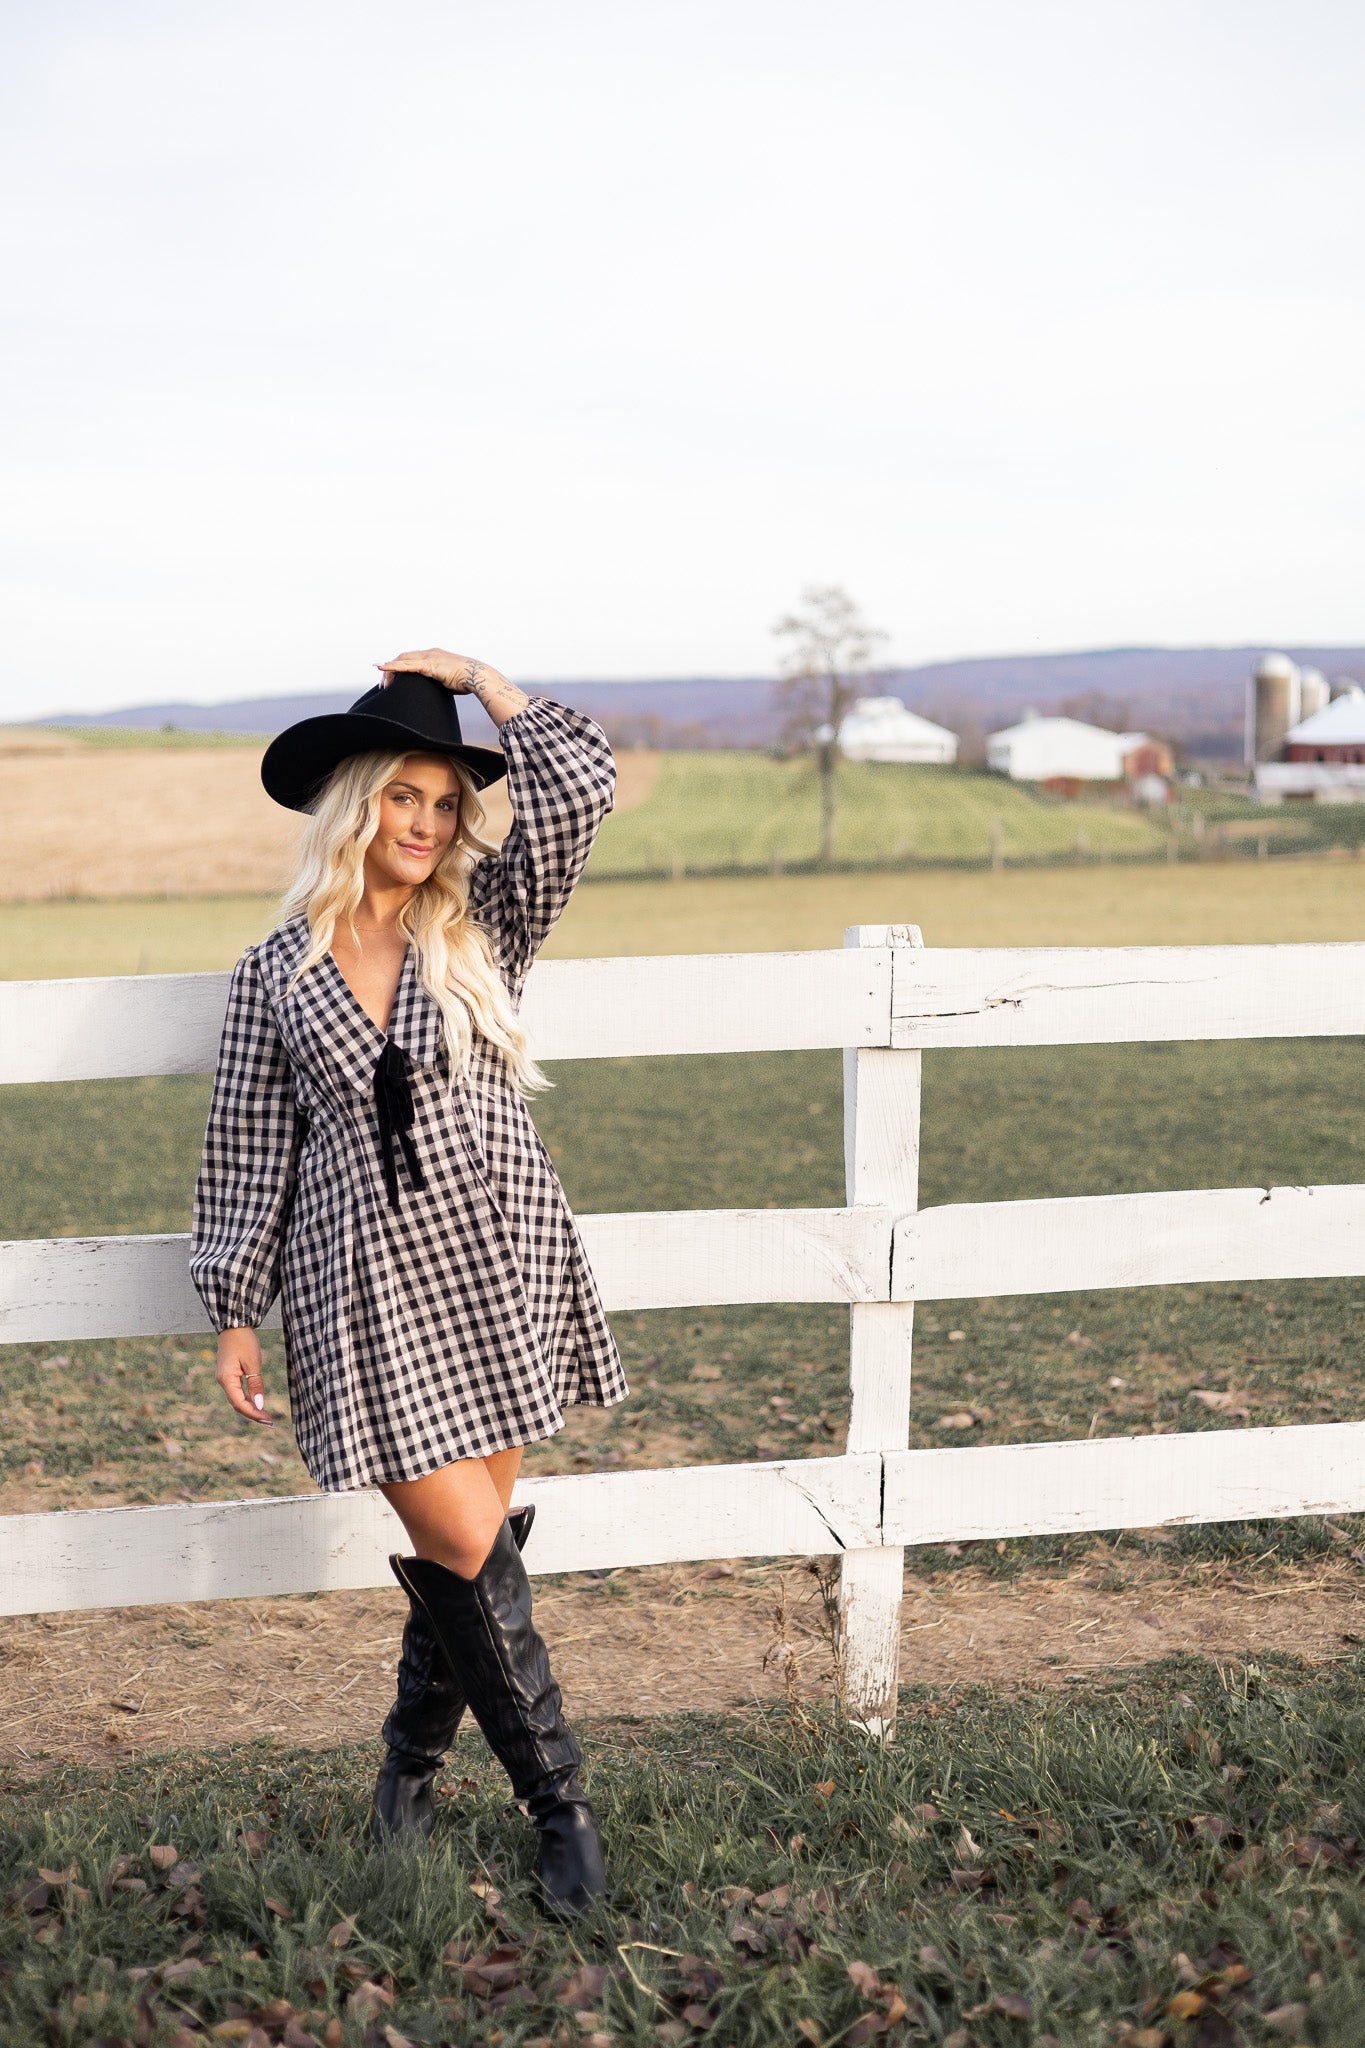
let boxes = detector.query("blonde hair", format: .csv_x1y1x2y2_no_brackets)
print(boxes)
281,748,547,1095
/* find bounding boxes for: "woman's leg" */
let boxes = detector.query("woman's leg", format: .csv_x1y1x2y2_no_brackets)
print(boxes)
379,1446,524,1577
384,1449,606,1916
369,1450,528,1845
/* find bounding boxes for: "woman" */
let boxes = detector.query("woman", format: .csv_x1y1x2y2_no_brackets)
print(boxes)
189,648,628,1919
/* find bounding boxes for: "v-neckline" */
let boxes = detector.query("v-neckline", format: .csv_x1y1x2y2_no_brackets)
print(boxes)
326,941,413,1043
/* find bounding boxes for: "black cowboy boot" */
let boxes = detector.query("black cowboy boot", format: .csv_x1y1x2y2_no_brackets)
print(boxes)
390,1520,606,1918
369,1504,535,1845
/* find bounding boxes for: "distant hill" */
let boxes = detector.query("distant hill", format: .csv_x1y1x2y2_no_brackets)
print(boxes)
29,645,1365,759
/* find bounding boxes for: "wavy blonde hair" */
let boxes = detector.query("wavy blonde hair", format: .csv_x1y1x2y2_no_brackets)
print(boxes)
281,748,547,1095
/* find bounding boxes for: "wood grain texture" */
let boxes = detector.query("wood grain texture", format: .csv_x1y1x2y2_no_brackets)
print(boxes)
0,1208,895,1343
883,1423,1365,1545
0,1453,882,1615
904,1182,1365,1302
892,942,1365,1048
840,924,922,1731
0,948,893,1084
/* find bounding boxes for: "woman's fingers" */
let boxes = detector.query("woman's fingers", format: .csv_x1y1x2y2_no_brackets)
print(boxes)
216,1345,273,1424
375,650,472,692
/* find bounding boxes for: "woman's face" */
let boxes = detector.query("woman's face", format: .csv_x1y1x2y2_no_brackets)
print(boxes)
365,753,462,890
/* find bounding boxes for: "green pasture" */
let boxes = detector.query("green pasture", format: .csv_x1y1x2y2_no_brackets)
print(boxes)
7,1658,1365,2046
587,752,1167,875
3,850,1364,979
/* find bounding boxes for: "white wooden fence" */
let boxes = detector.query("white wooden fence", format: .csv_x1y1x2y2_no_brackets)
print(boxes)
3,926,1365,1735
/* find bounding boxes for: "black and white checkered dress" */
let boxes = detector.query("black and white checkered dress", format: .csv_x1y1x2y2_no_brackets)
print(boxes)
189,696,629,1491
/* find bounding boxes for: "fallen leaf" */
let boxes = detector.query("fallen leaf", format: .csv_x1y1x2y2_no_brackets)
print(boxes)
934,1412,978,1431
1262,2004,1308,2037
993,1992,1032,2022
264,1896,291,1918
346,1980,394,2018
1188,1388,1251,1418
847,1961,882,1997
812,1781,836,1802
148,1845,179,1871
700,1563,734,1580
1166,1990,1205,2020
956,1827,982,1862
729,1917,765,1953
326,1915,358,1948
556,1963,612,2010
37,1864,78,1885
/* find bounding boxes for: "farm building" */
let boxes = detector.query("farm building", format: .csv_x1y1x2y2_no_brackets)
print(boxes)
1255,684,1365,801
986,712,1170,789
837,696,958,764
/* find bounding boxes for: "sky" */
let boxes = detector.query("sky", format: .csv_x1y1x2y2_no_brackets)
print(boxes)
3,0,1364,719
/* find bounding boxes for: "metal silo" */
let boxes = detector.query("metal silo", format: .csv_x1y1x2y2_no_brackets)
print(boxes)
1249,653,1301,764
1298,666,1331,720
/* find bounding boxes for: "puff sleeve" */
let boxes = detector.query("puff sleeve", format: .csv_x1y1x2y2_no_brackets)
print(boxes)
190,946,305,1332
468,696,616,1000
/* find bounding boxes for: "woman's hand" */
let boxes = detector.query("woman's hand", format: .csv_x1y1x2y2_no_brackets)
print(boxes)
376,649,530,728
216,1326,274,1426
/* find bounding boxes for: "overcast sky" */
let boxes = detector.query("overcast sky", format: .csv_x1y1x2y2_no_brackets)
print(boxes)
3,0,1363,718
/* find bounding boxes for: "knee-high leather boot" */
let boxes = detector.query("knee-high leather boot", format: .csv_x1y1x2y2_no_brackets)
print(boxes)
390,1519,606,1918
369,1504,535,1844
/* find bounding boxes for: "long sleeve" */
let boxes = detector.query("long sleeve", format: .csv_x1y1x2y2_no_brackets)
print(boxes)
468,696,616,999
190,945,305,1332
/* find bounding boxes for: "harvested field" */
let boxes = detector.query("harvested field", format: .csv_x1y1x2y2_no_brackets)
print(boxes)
0,738,660,901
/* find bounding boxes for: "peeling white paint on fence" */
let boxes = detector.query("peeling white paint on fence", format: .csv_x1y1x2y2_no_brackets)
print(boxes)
4,935,1365,1731
0,1208,895,1344
891,942,1365,1048
905,1182,1365,1301
0,1455,883,1615
884,1423,1365,1546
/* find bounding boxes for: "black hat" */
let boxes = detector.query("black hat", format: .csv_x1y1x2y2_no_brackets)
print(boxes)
260,671,508,813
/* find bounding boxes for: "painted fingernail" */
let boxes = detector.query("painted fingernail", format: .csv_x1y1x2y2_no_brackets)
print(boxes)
254,1393,265,1410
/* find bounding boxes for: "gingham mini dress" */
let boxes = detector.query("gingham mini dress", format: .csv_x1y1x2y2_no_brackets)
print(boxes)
189,697,630,1491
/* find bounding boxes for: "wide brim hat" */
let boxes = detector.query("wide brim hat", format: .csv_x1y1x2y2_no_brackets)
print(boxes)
260,670,508,812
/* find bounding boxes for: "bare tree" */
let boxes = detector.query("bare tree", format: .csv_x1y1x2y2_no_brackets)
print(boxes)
773,584,888,863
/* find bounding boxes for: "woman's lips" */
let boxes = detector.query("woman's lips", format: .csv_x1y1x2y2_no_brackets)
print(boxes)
397,842,433,857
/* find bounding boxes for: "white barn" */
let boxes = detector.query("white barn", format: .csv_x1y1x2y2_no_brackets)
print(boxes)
1256,685,1365,802
838,696,957,765
986,712,1148,784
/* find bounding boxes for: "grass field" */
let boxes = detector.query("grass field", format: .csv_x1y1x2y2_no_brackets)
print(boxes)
3,852,1364,979
7,1661,1365,2046
585,752,1168,875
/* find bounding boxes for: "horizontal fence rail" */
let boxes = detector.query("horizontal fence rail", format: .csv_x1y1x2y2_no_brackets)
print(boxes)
3,933,1364,1727
0,1208,894,1344
0,1455,884,1617
5,939,1365,1086
891,942,1365,1049
7,1423,1365,1618
7,1182,1364,1342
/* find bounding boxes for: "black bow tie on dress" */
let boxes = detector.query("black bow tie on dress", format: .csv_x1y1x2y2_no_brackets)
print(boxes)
373,1037,428,1212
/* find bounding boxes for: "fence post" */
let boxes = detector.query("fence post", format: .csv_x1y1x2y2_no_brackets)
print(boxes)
839,922,922,1736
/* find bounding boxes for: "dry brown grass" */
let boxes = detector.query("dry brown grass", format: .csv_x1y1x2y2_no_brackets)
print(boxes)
0,744,661,901
4,1550,1363,1771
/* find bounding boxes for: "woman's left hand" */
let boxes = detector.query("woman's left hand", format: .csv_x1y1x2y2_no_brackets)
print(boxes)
377,649,505,696
376,649,530,727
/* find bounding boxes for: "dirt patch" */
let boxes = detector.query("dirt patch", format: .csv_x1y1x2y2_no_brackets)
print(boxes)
2,1553,1362,1774
0,744,660,902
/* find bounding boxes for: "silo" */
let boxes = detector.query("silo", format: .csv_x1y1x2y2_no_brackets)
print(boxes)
1331,675,1363,700
1298,666,1330,719
1251,653,1301,762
